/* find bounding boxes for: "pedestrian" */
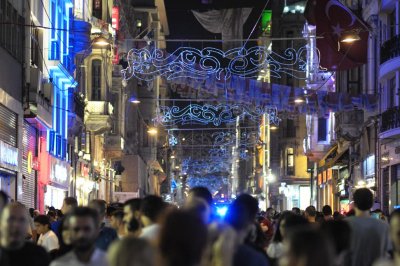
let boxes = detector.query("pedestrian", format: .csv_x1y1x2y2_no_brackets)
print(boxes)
0,203,50,266
279,228,334,266
187,186,213,223
89,200,118,251
225,194,270,266
51,197,78,240
107,237,156,266
333,211,344,220
374,209,400,266
34,214,60,252
139,195,166,242
291,207,301,215
50,207,109,266
159,210,207,266
110,210,126,239
346,188,390,266
320,220,351,266
322,205,334,221
50,214,73,260
304,206,317,223
47,210,57,223
267,211,308,264
0,190,8,213
123,198,142,231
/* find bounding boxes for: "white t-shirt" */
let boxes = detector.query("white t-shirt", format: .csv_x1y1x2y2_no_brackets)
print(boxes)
37,230,59,252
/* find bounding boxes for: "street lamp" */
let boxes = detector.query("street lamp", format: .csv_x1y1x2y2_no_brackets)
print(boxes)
340,30,361,43
92,36,111,47
147,127,158,135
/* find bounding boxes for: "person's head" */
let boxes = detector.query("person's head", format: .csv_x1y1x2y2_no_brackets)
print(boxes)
56,209,63,220
110,210,124,231
123,198,142,226
140,195,165,226
320,220,351,256
353,188,374,213
305,206,316,221
184,197,211,224
89,199,107,221
279,213,309,240
47,210,56,222
390,209,400,254
292,207,301,215
108,237,155,266
280,228,334,266
61,197,78,215
127,217,141,237
0,203,29,249
34,215,51,235
322,205,333,217
267,207,276,219
69,207,100,251
29,208,35,218
159,210,207,266
333,211,343,220
225,194,259,241
187,187,213,207
0,191,8,213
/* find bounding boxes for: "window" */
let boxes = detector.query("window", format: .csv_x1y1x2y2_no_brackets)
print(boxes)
318,117,328,141
91,59,102,100
93,0,102,19
286,119,296,138
389,77,396,108
389,10,396,39
287,147,294,176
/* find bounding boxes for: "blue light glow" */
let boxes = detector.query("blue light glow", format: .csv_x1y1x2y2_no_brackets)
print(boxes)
216,206,228,217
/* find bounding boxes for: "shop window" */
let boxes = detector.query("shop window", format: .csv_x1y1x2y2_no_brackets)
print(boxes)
287,147,294,176
91,59,102,100
318,117,328,141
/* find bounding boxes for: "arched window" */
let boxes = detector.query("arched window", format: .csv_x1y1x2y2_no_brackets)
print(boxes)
92,59,102,100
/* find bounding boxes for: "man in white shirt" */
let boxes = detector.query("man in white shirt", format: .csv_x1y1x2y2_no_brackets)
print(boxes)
34,215,59,252
50,207,108,266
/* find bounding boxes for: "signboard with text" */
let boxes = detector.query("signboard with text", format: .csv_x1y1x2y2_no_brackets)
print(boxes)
0,140,19,171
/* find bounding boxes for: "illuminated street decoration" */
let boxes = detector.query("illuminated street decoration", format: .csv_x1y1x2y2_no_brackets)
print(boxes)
187,176,228,194
182,158,231,175
122,46,308,81
212,131,260,148
155,104,280,126
168,132,178,146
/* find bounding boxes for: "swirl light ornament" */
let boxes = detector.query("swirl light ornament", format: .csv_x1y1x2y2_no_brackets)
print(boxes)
122,46,309,81
155,104,280,126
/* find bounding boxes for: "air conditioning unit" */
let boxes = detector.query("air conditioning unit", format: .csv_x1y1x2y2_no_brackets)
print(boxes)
30,67,43,92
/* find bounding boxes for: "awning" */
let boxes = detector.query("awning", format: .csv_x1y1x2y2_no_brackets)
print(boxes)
319,145,349,170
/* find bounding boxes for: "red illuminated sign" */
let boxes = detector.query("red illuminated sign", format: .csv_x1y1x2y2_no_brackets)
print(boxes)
112,7,119,30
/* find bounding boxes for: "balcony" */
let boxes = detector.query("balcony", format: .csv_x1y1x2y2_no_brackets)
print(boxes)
25,91,53,129
335,110,364,140
380,34,400,79
379,106,400,140
85,101,113,133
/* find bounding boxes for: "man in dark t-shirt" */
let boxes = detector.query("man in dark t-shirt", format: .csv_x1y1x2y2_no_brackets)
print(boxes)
0,203,50,266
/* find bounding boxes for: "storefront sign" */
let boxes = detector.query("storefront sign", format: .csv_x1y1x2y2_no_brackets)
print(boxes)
27,151,39,174
112,7,119,30
0,140,18,171
50,157,70,187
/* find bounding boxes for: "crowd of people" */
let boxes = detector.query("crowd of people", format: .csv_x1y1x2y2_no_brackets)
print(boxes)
0,187,399,266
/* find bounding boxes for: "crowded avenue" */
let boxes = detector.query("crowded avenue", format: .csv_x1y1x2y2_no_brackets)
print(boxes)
0,0,400,265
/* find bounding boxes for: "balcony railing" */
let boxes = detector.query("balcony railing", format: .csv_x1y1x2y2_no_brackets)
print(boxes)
381,34,400,64
380,106,400,133
86,101,113,115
